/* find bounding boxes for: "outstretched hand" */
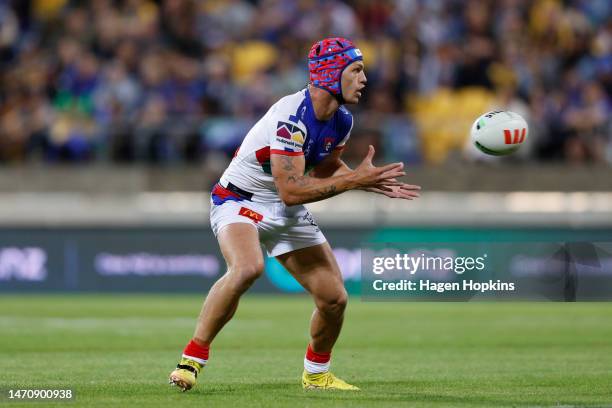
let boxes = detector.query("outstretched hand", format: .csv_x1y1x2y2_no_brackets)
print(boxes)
353,146,421,200
362,181,421,200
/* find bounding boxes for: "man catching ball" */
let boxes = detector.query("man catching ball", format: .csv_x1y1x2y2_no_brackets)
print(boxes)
169,37,420,392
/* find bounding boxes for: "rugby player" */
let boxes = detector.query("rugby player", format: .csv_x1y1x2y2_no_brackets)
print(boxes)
169,37,420,392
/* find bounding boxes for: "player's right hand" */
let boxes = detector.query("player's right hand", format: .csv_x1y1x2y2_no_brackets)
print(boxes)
350,145,406,189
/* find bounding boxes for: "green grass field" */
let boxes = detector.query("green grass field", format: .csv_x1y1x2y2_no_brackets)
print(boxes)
1,295,611,407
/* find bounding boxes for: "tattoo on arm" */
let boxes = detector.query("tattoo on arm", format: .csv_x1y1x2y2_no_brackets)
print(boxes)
272,153,344,204
287,175,309,187
281,156,295,171
315,184,338,200
285,172,340,200
272,162,282,183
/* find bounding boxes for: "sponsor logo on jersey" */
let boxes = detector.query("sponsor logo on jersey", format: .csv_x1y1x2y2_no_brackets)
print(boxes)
276,137,300,148
292,132,304,144
238,207,264,223
324,137,334,152
277,121,305,145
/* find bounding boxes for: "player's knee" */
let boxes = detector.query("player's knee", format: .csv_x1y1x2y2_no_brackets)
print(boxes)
318,288,348,317
230,261,264,290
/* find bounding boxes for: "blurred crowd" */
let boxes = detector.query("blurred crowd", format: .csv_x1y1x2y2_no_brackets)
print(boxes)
0,0,610,166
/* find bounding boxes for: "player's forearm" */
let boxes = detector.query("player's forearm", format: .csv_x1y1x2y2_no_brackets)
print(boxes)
310,158,353,179
278,172,357,206
330,159,353,177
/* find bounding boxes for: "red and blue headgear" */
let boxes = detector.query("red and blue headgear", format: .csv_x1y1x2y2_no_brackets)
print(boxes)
308,37,363,103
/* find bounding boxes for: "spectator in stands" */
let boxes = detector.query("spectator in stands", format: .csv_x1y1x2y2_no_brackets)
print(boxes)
0,0,609,166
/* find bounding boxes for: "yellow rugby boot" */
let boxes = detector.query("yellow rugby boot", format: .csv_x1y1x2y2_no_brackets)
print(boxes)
302,370,360,391
169,358,203,392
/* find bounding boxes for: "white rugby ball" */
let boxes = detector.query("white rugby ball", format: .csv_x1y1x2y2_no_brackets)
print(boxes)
470,111,528,156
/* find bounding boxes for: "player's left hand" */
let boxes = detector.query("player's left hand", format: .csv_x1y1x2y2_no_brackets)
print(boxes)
362,179,421,200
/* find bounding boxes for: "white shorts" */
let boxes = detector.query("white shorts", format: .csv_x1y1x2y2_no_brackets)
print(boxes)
209,197,327,257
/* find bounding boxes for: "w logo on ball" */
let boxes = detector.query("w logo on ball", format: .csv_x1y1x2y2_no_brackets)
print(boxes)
504,128,526,145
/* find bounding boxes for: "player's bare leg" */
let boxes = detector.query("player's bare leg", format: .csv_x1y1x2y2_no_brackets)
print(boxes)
276,242,359,390
277,242,346,351
170,223,263,391
194,223,264,343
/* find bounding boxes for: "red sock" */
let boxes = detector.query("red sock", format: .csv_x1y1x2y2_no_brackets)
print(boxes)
182,339,209,365
304,344,331,374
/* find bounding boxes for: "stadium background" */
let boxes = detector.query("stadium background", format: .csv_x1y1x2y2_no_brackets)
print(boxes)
1,0,610,292
1,0,611,406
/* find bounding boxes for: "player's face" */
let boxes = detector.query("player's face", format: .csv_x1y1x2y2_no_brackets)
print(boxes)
341,61,367,104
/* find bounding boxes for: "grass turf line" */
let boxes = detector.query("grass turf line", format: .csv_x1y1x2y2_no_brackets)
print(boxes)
0,294,611,407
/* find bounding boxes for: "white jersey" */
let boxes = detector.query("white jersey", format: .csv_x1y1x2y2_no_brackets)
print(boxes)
215,88,354,204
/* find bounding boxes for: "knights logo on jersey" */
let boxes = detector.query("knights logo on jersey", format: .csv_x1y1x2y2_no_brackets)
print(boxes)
324,137,334,152
276,121,305,144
